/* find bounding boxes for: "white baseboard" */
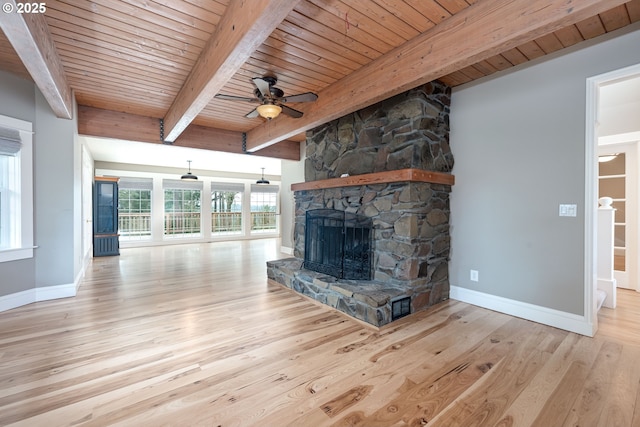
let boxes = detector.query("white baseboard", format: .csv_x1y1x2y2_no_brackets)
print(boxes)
280,246,293,255
450,286,595,337
597,278,616,308
0,282,76,313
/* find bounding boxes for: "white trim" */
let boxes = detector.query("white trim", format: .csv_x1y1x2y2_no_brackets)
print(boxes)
0,246,35,262
0,283,76,313
585,75,599,334
450,286,595,336
35,283,76,302
280,245,293,255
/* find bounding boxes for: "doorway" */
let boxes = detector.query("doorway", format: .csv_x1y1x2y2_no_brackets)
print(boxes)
586,63,640,335
598,142,638,291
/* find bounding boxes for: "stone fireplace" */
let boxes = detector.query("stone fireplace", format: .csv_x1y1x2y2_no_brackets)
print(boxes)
268,80,454,327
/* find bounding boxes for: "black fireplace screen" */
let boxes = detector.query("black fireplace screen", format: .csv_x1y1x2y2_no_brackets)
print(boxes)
303,209,372,280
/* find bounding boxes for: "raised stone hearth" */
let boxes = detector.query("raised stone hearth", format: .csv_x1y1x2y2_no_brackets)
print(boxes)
268,258,408,326
268,80,454,327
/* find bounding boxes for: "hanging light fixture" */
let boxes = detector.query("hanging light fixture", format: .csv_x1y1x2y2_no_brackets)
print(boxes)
256,167,270,185
181,160,198,180
256,103,282,120
598,153,619,162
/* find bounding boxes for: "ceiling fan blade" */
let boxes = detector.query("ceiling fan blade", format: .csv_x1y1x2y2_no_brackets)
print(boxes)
245,108,260,119
280,92,318,103
281,105,304,118
252,77,272,99
215,94,259,103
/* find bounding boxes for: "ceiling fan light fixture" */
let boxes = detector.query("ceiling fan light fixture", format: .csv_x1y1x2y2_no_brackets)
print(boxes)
181,160,198,180
256,103,282,120
256,167,270,185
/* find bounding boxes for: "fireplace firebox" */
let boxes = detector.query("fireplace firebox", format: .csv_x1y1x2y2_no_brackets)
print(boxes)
303,209,372,280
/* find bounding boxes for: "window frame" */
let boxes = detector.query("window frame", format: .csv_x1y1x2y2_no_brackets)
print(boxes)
0,114,34,263
162,180,203,239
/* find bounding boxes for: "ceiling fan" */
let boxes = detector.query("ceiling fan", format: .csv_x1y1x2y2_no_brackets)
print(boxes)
215,76,318,120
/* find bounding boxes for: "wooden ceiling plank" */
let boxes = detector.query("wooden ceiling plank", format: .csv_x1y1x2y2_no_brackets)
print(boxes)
435,0,472,15
575,15,607,39
499,47,530,67
62,60,183,91
404,0,451,25
285,7,384,60
0,30,31,80
0,1,73,119
346,0,422,40
145,0,223,29
438,71,473,87
627,0,640,22
301,0,399,51
553,24,585,47
87,0,212,42
48,1,207,51
599,4,632,31
57,46,189,86
247,50,341,85
270,27,362,73
513,41,546,61
77,97,166,119
370,0,436,32
45,11,202,64
328,0,419,42
264,31,358,78
162,0,301,143
276,19,371,66
483,54,514,72
245,0,628,152
48,22,197,71
534,32,565,54
458,65,486,81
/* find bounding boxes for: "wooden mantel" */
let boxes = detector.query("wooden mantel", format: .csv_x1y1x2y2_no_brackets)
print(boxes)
291,168,454,192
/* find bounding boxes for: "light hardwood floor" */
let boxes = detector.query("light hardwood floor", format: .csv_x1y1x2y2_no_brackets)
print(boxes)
1,239,640,426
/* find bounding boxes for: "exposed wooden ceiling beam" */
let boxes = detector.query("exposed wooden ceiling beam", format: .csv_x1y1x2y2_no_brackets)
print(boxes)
0,0,73,119
245,0,628,152
78,105,300,161
162,0,300,143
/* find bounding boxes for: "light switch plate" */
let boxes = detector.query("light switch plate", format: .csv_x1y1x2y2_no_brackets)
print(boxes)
559,204,577,217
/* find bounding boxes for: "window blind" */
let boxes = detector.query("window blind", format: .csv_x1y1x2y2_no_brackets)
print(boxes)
211,182,245,192
119,177,153,190
0,126,21,156
250,184,279,193
163,179,203,190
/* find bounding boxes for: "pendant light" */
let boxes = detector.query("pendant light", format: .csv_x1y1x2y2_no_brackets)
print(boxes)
256,167,270,185
181,160,198,180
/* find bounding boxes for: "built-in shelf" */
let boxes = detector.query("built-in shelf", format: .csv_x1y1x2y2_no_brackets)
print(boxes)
291,168,455,192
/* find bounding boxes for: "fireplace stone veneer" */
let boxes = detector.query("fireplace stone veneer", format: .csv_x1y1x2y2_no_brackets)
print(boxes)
268,80,453,327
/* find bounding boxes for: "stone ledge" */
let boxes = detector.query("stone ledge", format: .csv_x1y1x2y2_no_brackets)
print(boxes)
267,258,411,327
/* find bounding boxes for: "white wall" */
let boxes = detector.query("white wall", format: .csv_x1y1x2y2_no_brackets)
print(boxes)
599,76,640,137
280,144,305,253
450,23,640,333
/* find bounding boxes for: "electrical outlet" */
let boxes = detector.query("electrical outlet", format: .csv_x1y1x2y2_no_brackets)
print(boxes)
470,269,479,282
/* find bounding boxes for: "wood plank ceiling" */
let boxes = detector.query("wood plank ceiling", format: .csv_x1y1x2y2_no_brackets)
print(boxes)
0,0,639,160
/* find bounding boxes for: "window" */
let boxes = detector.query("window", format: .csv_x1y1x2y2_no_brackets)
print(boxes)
211,182,244,235
0,115,33,262
250,184,279,233
118,178,153,241
163,179,202,238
